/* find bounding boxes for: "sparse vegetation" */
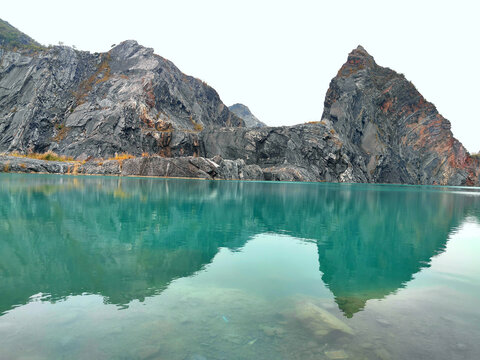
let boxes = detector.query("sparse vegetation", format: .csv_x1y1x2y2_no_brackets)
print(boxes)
108,153,135,161
10,151,74,162
471,152,480,160
190,115,204,132
72,52,111,105
194,123,204,131
0,19,45,51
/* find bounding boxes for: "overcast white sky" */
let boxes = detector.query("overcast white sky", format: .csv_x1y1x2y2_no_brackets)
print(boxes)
2,0,479,151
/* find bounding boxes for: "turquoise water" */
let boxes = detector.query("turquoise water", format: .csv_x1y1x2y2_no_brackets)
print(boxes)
0,174,479,360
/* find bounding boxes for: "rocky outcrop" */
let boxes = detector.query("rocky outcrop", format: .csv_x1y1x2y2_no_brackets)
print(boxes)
321,45,479,186
196,46,479,186
201,124,367,182
229,103,266,128
0,40,243,159
1,19,478,186
0,155,264,181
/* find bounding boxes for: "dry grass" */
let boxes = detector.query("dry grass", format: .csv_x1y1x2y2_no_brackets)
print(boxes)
190,115,204,132
108,153,135,161
10,151,74,162
193,123,204,131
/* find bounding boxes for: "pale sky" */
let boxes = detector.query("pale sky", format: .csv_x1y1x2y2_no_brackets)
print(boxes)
2,0,479,152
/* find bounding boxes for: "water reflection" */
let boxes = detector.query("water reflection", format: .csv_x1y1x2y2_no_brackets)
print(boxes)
0,174,479,317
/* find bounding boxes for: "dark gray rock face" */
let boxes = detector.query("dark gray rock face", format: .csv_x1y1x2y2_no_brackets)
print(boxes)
0,40,243,158
200,124,367,182
0,155,265,181
199,46,479,185
228,103,266,128
1,28,478,185
320,45,479,186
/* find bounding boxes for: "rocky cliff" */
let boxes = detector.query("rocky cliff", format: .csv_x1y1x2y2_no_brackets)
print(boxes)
0,39,243,159
0,19,478,185
199,46,479,185
320,45,479,186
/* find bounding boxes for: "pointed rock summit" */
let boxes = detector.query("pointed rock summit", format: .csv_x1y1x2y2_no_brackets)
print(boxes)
336,45,376,77
228,103,266,128
0,20,478,186
321,46,479,185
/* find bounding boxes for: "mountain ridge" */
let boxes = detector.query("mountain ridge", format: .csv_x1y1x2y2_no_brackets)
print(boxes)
0,19,43,51
228,103,266,128
0,20,478,185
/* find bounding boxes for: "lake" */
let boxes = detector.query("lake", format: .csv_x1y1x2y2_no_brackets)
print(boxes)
0,173,479,360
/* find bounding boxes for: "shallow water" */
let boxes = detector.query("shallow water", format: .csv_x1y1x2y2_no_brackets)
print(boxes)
0,174,479,360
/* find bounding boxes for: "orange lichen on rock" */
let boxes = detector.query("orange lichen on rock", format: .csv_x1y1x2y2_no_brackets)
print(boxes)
382,85,393,94
381,98,393,114
143,80,156,108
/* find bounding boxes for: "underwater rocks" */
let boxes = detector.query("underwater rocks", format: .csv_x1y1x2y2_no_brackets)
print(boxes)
294,301,354,338
325,350,349,359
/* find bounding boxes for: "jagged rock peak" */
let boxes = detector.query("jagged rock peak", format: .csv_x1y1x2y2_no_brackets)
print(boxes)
229,103,266,128
337,45,377,76
322,45,479,186
0,27,244,158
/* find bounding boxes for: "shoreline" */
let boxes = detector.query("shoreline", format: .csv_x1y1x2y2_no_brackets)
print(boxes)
1,155,479,188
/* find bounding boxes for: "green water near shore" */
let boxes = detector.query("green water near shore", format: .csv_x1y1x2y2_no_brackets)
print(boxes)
1,174,479,359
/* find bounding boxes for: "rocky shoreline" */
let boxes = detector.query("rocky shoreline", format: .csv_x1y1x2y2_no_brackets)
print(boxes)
0,155,268,181
1,38,479,186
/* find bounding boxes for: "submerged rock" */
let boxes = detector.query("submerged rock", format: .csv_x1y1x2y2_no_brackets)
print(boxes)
325,350,349,359
294,301,354,338
259,325,285,337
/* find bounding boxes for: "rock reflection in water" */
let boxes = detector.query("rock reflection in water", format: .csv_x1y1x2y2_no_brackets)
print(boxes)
1,174,480,360
0,174,478,317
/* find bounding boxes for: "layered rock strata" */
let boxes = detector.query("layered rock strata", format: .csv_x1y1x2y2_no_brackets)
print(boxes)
0,40,243,159
1,34,478,185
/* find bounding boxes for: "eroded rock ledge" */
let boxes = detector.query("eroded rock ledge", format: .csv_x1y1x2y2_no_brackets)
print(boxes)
0,155,267,181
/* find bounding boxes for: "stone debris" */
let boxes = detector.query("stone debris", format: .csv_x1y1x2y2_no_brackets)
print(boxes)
294,301,355,338
325,349,349,359
259,325,286,337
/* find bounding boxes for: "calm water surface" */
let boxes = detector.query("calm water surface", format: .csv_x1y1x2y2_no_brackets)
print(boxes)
1,174,479,360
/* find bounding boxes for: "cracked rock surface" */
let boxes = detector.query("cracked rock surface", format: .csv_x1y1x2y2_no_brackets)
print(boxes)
0,42,478,185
